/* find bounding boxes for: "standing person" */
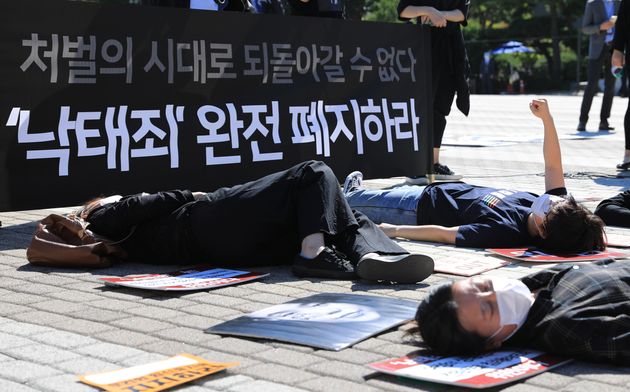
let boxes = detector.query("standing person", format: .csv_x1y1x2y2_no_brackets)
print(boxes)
286,0,344,18
612,0,630,170
397,0,470,183
577,0,621,132
79,161,434,284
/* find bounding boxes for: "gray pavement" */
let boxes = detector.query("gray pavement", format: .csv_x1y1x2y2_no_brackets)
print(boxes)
1,94,629,392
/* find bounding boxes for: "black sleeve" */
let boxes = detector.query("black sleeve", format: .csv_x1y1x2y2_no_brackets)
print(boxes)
86,190,195,239
458,0,470,26
613,0,628,52
595,190,630,228
545,187,568,196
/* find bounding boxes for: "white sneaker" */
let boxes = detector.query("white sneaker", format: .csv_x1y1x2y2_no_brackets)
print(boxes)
405,176,429,185
343,171,363,195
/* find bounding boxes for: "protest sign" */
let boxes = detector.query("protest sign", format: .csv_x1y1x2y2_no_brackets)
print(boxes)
369,350,571,389
206,293,417,351
78,354,237,392
487,248,627,262
605,233,630,248
433,256,511,276
0,0,432,211
100,266,268,291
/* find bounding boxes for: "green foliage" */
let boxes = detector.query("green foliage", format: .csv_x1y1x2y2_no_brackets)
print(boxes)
363,0,400,23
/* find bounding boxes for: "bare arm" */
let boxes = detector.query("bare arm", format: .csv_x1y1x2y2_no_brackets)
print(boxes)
529,99,565,191
379,223,458,244
400,6,447,27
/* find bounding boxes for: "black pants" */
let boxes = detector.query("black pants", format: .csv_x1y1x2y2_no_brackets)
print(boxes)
625,80,630,149
187,160,407,267
432,69,457,149
579,46,615,124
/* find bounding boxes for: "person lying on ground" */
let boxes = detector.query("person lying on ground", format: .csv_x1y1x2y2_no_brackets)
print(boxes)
595,190,630,228
411,259,630,365
76,160,434,283
343,99,605,254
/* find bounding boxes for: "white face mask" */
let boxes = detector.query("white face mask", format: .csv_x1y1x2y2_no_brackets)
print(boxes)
531,194,564,219
488,278,535,342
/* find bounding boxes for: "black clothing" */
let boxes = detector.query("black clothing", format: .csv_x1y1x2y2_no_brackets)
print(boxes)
142,0,190,7
579,42,615,125
595,190,630,227
287,0,343,18
614,0,630,149
142,0,250,12
416,182,567,248
397,0,470,148
87,161,406,266
509,260,630,365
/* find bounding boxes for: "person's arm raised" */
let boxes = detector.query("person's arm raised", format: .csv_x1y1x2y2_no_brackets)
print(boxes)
379,223,458,244
529,99,565,191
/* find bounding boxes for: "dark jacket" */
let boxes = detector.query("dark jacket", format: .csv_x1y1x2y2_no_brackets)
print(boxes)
86,190,196,264
508,260,630,365
595,190,630,227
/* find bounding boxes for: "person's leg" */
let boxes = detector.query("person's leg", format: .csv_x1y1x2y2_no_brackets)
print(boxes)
600,49,615,127
345,185,425,225
619,96,630,170
579,55,605,127
332,209,434,283
432,72,460,179
190,160,357,269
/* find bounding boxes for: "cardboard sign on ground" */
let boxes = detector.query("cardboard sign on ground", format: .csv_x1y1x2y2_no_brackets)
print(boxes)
100,266,268,291
606,233,630,248
368,350,572,389
433,257,511,276
487,248,628,262
206,293,418,351
78,354,237,392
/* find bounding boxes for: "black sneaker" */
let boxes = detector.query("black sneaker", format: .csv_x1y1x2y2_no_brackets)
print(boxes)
617,161,630,171
598,122,615,131
433,163,463,180
577,122,586,132
356,253,434,283
292,247,357,279
342,171,363,195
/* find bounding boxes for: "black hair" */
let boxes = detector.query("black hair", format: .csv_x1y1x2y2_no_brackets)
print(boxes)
409,283,487,356
540,195,606,254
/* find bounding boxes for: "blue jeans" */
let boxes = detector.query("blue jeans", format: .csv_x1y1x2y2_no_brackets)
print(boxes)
345,185,425,225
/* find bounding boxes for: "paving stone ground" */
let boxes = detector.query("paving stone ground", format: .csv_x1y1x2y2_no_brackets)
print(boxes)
1,94,629,391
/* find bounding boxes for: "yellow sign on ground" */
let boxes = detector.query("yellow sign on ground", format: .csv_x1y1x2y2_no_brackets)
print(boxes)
78,354,238,392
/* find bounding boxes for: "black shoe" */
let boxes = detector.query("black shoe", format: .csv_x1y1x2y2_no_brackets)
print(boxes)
292,247,357,279
577,122,586,132
598,122,615,131
617,161,630,171
356,253,434,283
433,163,463,181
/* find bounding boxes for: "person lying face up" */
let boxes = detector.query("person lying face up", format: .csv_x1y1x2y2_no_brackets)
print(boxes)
345,99,606,254
412,260,630,365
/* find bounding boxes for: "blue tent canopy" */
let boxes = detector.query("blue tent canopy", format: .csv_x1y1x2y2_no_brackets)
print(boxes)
491,41,534,55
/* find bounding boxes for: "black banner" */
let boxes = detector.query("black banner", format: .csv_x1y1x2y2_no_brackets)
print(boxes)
0,0,431,211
